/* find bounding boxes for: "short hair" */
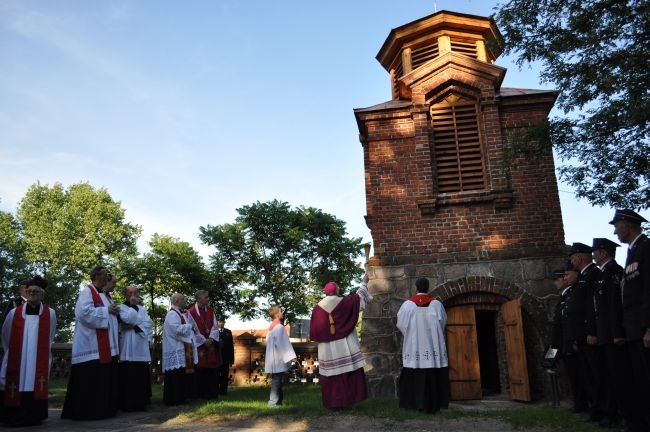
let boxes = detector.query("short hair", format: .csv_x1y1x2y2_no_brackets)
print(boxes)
195,289,209,301
268,305,281,319
171,293,184,306
124,284,137,296
415,277,429,293
90,266,107,281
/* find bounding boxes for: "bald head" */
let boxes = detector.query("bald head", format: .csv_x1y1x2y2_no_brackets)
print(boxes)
124,285,138,305
171,293,184,307
124,285,137,298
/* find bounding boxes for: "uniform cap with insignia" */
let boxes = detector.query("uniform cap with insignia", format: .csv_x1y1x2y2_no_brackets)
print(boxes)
608,209,648,225
592,238,620,255
569,242,592,255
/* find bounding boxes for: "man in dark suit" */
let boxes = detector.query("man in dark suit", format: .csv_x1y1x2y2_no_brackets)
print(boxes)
216,315,234,395
550,268,569,355
611,209,650,432
569,242,603,422
558,264,588,413
1,279,29,324
591,238,628,427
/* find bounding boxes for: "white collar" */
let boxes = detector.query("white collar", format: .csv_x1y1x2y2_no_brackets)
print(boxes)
597,258,612,270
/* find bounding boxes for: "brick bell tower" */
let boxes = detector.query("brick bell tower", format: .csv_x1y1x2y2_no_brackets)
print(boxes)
355,11,566,401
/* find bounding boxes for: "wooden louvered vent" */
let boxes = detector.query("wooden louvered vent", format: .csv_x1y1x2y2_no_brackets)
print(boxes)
392,60,404,98
450,38,478,59
430,95,486,193
411,42,439,69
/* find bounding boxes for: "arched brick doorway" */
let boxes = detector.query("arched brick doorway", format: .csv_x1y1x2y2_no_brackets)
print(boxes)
432,276,547,401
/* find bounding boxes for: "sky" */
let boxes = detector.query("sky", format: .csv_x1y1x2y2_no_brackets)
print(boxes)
0,0,628,328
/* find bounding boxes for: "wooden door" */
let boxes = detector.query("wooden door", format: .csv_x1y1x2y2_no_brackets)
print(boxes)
446,305,482,400
501,298,531,401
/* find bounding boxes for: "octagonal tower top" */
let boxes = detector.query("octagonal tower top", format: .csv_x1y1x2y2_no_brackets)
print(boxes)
377,10,504,99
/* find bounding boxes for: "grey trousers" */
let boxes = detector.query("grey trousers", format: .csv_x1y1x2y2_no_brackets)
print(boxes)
268,372,284,406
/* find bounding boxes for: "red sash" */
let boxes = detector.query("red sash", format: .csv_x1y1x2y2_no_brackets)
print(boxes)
88,285,112,364
4,304,51,406
187,305,221,368
171,309,195,373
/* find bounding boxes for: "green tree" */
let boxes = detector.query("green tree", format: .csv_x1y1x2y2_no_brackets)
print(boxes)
199,200,364,323
17,182,141,340
136,233,208,339
0,209,28,318
495,0,649,209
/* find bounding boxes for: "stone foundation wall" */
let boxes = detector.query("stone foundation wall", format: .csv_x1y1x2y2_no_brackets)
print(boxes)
361,256,565,400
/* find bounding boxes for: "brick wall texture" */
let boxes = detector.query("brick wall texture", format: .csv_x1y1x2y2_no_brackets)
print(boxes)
354,14,567,401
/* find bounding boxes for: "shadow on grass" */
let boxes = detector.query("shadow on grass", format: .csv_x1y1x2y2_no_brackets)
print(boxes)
180,386,600,431
49,379,599,431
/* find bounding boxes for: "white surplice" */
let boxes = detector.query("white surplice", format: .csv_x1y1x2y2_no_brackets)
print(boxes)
396,298,448,368
119,304,153,362
71,285,120,364
0,304,57,391
100,292,131,357
162,307,197,372
264,324,296,374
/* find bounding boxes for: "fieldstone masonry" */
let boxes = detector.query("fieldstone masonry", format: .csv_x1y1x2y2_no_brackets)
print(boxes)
361,258,565,398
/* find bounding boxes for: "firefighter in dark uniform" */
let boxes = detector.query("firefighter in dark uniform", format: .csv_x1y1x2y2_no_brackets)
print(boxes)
548,267,572,403
569,242,604,422
216,315,234,395
550,268,570,355
1,279,29,324
610,209,650,432
591,238,630,428
558,263,587,413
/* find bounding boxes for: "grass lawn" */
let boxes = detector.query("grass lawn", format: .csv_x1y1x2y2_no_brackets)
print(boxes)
48,379,600,431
